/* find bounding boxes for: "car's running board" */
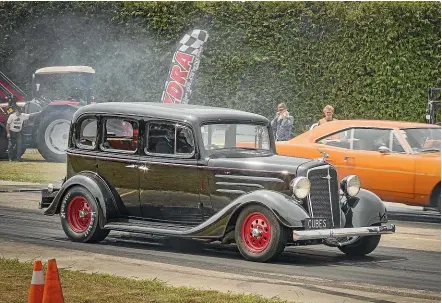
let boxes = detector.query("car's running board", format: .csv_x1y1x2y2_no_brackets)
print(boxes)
292,224,396,241
104,221,199,237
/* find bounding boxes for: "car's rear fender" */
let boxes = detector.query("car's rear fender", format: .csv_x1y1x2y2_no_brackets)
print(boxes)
44,171,120,227
343,188,388,228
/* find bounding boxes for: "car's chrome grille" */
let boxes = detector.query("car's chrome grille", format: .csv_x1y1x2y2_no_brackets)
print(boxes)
306,165,341,228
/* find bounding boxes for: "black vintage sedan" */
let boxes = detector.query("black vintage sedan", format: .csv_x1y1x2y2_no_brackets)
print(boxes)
41,102,395,262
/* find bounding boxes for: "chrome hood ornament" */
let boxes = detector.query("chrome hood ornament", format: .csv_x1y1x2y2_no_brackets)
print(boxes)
317,148,329,162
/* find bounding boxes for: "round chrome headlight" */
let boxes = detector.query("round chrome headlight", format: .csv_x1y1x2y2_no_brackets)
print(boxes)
290,177,311,199
341,175,361,197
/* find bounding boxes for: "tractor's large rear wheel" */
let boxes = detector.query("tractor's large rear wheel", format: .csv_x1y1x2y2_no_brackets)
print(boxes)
37,110,74,163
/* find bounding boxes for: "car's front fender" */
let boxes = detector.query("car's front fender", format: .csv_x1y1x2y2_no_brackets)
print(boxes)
230,190,310,228
342,188,388,228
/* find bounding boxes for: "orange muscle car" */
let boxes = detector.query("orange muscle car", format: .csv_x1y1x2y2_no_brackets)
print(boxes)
276,120,441,210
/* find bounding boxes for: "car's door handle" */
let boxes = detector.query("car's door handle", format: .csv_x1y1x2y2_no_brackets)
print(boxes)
125,164,138,168
343,156,354,161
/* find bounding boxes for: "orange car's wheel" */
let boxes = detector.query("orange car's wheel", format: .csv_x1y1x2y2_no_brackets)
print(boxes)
430,184,440,212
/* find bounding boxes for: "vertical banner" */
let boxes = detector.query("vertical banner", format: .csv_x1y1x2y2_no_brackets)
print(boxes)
161,29,209,104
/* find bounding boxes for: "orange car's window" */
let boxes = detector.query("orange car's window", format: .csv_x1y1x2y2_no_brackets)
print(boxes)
353,128,391,152
317,130,350,149
401,128,441,153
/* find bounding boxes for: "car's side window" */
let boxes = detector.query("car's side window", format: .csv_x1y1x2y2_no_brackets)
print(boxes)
145,122,195,156
352,128,391,151
101,118,138,153
76,118,97,150
316,129,351,149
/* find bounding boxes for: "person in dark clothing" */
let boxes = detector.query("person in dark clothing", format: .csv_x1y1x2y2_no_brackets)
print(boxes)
271,103,294,141
6,105,30,161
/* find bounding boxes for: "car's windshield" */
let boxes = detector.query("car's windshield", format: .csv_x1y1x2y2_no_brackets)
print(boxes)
400,128,441,153
201,123,271,152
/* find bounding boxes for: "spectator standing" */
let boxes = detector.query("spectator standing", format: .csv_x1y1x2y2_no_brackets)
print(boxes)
318,105,338,125
6,105,30,161
271,103,294,141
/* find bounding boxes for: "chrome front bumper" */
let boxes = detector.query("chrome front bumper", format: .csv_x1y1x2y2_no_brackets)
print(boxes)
292,224,396,241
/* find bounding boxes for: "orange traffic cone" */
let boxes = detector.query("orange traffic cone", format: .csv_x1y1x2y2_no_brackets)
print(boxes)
28,259,44,303
42,259,64,303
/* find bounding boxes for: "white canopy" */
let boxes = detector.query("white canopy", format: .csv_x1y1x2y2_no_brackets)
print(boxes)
35,66,95,75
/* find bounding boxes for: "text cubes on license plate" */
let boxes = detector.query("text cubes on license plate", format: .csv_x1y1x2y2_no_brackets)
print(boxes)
303,218,331,230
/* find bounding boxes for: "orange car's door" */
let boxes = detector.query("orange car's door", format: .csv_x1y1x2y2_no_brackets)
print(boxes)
346,128,414,202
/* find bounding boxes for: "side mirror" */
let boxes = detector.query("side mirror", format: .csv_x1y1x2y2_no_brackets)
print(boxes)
378,145,390,154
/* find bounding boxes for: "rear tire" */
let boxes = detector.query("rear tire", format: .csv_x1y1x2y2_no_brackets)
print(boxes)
37,110,74,162
235,204,288,262
338,234,381,256
60,185,109,243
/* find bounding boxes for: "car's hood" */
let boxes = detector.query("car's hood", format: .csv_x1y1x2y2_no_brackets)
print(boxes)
207,154,312,175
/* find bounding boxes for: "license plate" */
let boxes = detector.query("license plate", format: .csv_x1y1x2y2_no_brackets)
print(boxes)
303,218,331,230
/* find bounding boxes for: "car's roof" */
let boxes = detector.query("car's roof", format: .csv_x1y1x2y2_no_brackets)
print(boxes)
315,119,440,130
286,119,440,144
73,102,269,124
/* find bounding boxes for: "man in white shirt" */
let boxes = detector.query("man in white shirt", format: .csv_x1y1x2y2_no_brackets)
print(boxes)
6,106,30,161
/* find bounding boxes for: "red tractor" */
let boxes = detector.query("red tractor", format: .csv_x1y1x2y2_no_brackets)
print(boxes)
0,66,95,162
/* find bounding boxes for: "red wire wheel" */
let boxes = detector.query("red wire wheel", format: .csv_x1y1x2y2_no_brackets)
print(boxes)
241,212,272,253
67,196,92,233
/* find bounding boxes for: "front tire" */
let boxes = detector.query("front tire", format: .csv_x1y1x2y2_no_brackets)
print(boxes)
60,185,109,243
235,204,288,262
338,234,381,256
37,110,74,162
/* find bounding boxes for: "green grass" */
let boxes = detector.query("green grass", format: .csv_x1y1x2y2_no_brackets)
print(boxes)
0,258,288,303
0,151,65,183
